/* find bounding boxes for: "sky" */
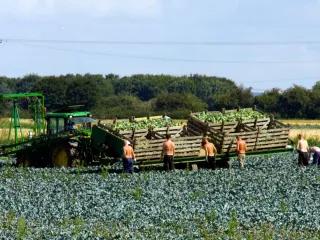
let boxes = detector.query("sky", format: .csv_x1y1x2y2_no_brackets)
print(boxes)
0,0,320,92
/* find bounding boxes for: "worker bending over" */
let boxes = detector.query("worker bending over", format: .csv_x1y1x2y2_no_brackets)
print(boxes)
202,137,217,170
161,134,175,171
123,140,136,173
310,146,320,166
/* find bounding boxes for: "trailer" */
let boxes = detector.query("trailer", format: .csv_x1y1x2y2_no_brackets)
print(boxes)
187,107,290,155
0,94,292,169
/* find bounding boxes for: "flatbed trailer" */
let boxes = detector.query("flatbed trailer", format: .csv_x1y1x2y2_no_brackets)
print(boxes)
132,148,293,168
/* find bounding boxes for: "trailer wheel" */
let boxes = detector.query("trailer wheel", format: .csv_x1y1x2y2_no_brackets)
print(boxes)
52,146,70,167
16,153,31,167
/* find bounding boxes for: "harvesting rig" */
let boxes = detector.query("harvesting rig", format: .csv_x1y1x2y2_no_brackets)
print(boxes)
0,92,124,167
0,92,292,169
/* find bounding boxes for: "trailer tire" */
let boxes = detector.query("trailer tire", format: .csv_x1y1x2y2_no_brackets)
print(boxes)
16,153,32,167
52,146,71,167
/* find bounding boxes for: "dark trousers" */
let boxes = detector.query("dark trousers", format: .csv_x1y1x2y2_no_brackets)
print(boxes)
163,155,174,171
207,156,216,170
312,151,320,165
298,151,309,166
123,158,133,173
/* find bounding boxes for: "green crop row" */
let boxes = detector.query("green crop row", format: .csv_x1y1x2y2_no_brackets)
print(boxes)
112,118,180,131
0,152,320,239
194,109,267,123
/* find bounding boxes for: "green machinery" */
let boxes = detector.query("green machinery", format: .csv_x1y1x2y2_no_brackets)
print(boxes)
0,93,45,144
15,109,102,167
0,92,292,169
0,93,123,167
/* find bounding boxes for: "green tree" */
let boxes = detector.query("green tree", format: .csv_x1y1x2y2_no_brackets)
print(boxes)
167,77,195,94
16,74,41,93
153,93,207,118
32,76,68,110
0,76,16,93
255,88,282,115
66,74,114,108
93,95,152,118
278,85,311,118
208,86,250,110
308,81,320,118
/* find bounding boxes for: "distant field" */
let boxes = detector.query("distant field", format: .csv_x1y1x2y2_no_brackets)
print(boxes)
0,118,34,144
289,129,320,139
281,119,320,126
0,118,34,128
278,119,320,140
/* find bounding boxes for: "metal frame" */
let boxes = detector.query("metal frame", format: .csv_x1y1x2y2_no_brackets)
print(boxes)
0,92,45,144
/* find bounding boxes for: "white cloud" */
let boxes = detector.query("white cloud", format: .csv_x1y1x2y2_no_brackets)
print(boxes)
0,0,162,18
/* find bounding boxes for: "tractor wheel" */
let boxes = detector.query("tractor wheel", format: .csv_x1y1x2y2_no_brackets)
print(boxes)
16,153,32,167
51,146,71,167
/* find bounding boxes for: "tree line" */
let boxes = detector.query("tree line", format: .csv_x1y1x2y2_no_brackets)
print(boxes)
0,74,318,119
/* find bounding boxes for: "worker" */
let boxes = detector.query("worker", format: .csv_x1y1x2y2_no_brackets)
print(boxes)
201,137,217,170
66,120,76,132
123,140,136,173
161,134,175,171
236,136,247,169
310,146,320,166
296,134,309,167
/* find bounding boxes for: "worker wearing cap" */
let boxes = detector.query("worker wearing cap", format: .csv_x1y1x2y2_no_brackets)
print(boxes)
236,136,247,169
161,134,175,171
123,140,136,173
202,137,217,170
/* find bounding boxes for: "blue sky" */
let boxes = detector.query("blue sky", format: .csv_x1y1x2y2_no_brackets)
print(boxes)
0,0,320,91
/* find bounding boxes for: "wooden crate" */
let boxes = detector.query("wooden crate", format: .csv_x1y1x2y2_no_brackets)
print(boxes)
187,107,271,136
99,116,187,142
220,127,290,153
187,107,290,154
119,125,187,140
134,135,203,164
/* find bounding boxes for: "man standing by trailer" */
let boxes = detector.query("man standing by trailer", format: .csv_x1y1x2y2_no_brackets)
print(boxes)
123,140,136,173
297,134,309,167
161,134,175,171
236,136,247,169
202,137,217,170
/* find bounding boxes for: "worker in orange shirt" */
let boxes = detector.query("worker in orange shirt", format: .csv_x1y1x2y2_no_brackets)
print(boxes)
161,134,175,171
201,137,217,170
236,136,247,169
123,140,136,173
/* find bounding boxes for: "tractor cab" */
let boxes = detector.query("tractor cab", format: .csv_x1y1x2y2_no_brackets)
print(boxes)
46,111,95,135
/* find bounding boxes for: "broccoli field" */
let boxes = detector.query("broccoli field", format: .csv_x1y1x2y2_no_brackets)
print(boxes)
194,109,267,123
1,153,320,239
112,118,179,131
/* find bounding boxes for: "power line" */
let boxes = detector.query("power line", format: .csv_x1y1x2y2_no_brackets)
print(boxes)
16,42,320,64
3,38,320,46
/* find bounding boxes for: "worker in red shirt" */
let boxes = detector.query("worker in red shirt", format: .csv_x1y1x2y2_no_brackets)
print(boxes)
161,134,175,171
236,136,247,169
123,140,136,173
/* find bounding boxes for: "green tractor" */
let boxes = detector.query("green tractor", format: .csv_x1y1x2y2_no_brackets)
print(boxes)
0,93,124,167
14,109,95,167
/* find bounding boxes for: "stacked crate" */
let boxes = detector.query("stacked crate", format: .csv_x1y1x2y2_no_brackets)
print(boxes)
187,108,290,154
99,116,204,166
